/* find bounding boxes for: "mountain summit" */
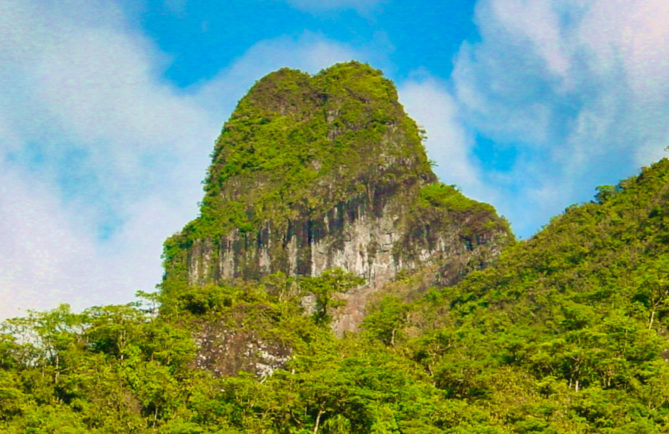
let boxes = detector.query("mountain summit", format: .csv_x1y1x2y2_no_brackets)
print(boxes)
161,61,512,331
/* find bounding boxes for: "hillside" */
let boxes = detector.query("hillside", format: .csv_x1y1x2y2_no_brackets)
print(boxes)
378,157,669,431
0,63,667,432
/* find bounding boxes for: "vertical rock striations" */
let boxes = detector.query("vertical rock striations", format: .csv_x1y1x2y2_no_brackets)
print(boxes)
161,61,513,332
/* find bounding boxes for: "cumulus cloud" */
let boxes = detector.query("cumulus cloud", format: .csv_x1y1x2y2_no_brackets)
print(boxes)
0,1,364,319
446,0,669,236
0,0,216,318
398,78,493,203
0,166,102,319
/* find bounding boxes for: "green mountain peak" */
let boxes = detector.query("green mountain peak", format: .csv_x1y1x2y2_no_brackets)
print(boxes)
161,61,512,331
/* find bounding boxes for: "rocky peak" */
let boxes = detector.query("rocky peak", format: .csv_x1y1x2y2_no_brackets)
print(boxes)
161,61,513,333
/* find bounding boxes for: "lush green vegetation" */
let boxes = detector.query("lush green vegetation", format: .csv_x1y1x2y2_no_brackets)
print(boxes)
2,62,667,431
395,158,669,431
412,183,511,242
2,159,668,432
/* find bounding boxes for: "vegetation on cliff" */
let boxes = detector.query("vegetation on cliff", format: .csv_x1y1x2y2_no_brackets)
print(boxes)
162,61,511,297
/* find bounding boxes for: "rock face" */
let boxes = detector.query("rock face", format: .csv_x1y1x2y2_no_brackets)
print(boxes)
161,61,513,334
194,320,291,379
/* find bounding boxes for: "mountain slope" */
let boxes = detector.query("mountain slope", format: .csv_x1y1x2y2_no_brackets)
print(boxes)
368,157,669,431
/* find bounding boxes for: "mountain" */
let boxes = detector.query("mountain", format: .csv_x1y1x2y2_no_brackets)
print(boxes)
1,63,667,432
161,61,512,333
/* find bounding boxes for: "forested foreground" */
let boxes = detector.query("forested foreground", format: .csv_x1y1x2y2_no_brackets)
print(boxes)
1,159,668,432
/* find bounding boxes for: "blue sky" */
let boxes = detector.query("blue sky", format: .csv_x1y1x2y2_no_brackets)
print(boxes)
2,0,668,318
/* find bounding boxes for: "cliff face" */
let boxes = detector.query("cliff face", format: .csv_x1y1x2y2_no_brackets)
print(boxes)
161,62,513,332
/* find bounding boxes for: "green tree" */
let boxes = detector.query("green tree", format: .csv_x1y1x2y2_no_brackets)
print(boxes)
300,268,365,324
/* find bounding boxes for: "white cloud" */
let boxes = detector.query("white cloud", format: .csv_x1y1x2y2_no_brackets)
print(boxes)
398,78,493,203
0,0,216,318
579,1,669,98
0,164,193,319
490,0,572,80
0,166,100,319
446,0,669,236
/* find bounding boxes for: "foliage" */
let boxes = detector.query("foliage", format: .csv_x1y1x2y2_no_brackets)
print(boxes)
299,268,365,323
182,61,434,237
397,157,669,431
